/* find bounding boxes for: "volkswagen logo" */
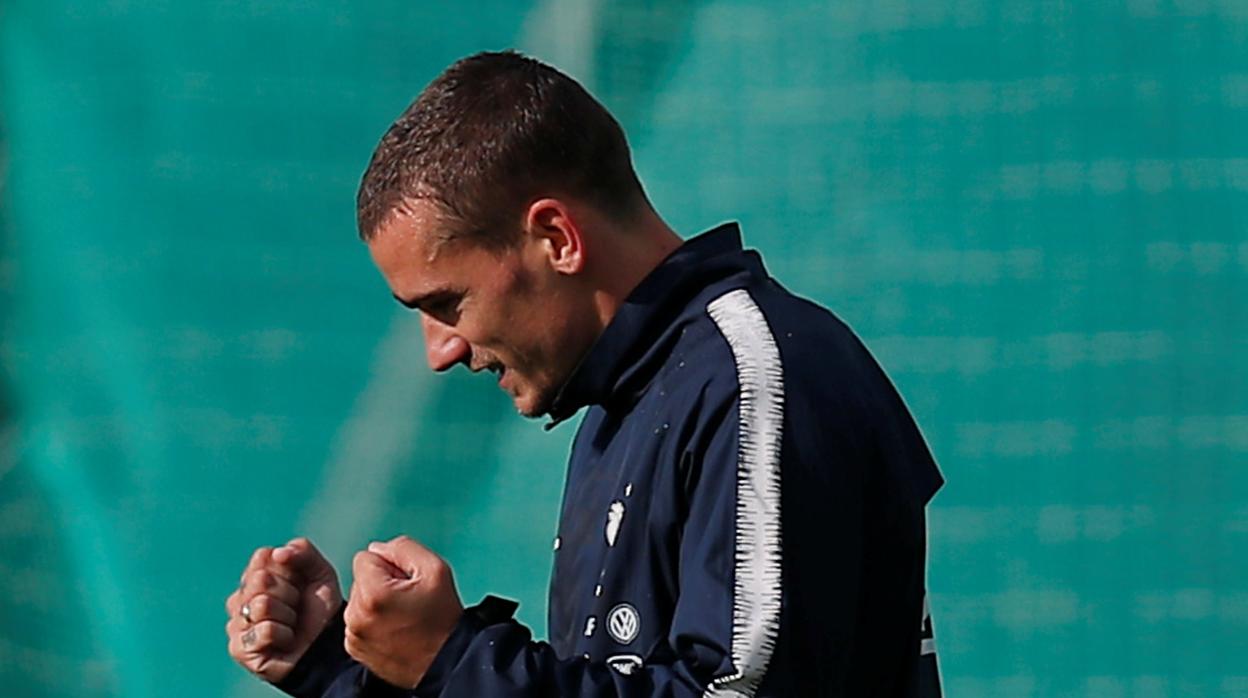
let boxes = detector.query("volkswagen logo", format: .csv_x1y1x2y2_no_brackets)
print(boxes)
606,603,640,644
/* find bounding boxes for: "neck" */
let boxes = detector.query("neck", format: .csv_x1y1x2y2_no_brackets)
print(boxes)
589,208,683,329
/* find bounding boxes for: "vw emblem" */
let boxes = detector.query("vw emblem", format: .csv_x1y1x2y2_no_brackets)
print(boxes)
607,603,640,644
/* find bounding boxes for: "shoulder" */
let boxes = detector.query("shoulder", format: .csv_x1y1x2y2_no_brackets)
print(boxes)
652,281,870,409
690,280,918,449
644,278,901,436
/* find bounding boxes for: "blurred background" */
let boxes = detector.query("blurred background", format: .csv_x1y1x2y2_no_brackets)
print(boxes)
1,1,1246,696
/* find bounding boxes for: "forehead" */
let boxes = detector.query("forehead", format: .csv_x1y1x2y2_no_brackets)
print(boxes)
370,197,443,253
367,199,508,301
367,201,452,281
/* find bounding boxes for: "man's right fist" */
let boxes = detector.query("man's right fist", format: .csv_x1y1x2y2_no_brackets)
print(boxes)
225,537,343,682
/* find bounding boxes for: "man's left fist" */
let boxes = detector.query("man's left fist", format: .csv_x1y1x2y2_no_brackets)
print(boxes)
344,535,465,689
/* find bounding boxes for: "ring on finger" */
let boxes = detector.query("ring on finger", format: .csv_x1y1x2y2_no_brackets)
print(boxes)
241,602,253,624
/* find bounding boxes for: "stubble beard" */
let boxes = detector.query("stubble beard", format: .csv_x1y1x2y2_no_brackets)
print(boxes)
515,385,556,419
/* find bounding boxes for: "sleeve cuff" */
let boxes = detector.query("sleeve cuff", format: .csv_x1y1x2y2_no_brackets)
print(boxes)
275,604,354,697
412,595,519,697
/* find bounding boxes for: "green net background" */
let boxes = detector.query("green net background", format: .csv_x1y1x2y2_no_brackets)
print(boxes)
1,1,1246,696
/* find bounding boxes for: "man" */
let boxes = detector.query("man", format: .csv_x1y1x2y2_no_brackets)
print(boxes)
226,50,944,696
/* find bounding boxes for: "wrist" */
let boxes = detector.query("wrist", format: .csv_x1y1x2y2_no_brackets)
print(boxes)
411,596,519,696
273,605,351,697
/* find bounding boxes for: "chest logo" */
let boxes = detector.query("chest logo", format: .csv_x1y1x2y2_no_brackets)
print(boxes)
607,603,640,644
605,500,626,547
607,653,644,675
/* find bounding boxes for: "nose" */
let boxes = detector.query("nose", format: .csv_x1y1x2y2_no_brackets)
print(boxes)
421,314,471,372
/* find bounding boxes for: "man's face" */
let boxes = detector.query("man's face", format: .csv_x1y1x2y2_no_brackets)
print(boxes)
368,202,595,417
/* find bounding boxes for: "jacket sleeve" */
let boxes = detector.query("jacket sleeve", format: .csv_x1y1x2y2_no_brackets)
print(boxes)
274,605,410,698
408,392,779,697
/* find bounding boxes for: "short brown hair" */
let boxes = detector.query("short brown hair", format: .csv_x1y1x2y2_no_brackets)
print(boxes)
356,50,649,246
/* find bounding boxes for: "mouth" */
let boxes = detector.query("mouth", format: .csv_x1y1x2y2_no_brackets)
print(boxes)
485,364,506,384
471,359,511,390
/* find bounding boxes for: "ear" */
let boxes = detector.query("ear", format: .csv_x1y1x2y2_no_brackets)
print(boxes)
523,198,586,275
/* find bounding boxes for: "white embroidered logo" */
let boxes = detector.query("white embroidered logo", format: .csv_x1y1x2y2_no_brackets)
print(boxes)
607,654,644,675
605,500,625,547
607,603,640,644
920,594,937,656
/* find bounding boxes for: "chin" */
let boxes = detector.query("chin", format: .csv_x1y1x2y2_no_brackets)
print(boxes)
513,397,546,419
511,384,556,419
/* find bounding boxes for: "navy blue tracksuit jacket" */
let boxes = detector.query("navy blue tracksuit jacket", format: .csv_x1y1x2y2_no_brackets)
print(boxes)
277,223,945,697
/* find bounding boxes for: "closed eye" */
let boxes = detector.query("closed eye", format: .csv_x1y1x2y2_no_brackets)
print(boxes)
424,296,461,322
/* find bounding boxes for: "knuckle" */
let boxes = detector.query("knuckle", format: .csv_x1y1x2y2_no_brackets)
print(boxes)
272,579,297,602
353,593,376,616
429,555,449,575
426,558,452,586
344,628,366,656
257,659,285,681
346,597,376,626
360,588,387,614
250,625,271,648
249,546,273,566
250,594,270,616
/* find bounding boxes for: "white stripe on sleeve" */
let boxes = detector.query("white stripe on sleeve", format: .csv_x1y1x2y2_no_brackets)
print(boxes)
705,289,785,698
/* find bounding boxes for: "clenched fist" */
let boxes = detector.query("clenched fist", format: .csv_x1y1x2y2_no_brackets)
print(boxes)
344,536,465,688
225,537,343,682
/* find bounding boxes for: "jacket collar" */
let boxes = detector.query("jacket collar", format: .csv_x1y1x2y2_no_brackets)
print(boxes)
546,221,760,428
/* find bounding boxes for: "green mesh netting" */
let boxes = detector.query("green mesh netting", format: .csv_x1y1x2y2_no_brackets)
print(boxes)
1,2,1245,696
